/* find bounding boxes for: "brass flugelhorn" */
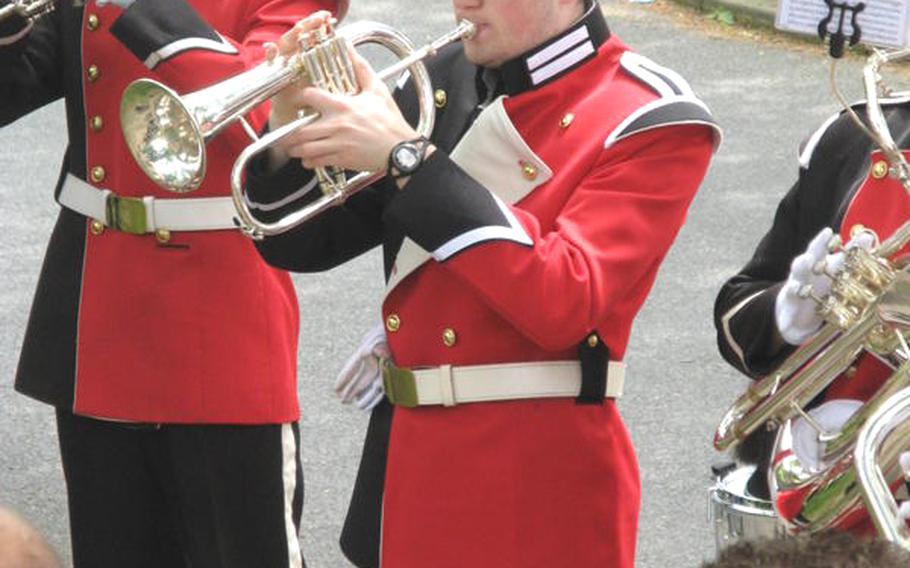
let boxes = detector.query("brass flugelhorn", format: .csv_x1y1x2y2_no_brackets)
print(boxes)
0,0,55,24
119,19,474,211
230,19,475,239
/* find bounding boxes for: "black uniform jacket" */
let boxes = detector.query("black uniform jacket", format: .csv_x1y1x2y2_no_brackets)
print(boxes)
714,100,910,378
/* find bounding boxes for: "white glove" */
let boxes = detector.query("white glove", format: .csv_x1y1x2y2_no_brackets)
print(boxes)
775,227,874,345
790,398,862,471
95,0,135,9
334,324,390,411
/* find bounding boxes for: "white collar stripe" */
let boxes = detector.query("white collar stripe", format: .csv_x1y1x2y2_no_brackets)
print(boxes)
526,26,590,71
530,41,595,86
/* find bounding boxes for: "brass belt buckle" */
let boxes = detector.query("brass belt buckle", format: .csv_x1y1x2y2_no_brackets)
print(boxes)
381,359,419,408
106,194,147,234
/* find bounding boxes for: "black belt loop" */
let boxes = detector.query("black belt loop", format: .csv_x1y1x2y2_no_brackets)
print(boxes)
576,332,608,405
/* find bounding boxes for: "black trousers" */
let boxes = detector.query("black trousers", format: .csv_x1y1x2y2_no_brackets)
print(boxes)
56,410,304,568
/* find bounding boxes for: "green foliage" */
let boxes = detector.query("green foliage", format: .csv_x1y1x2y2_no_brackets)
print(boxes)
707,7,736,26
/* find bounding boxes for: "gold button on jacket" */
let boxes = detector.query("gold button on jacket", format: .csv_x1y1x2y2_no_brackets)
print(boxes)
386,314,401,333
90,166,105,183
871,160,888,179
434,89,447,108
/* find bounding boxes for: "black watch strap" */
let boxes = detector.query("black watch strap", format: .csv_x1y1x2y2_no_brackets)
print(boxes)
388,136,431,180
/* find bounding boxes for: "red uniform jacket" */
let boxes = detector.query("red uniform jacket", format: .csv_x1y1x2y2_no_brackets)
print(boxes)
250,4,719,566
2,0,343,424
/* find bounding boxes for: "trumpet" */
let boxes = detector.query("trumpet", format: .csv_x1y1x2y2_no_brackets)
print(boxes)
120,18,475,237
0,0,54,23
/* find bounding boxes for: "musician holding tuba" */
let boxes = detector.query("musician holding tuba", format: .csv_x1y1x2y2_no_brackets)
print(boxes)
0,1,346,566
713,62,910,537
246,1,720,566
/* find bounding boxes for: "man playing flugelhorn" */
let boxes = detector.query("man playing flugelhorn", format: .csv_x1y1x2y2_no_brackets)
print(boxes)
246,1,720,565
0,1,345,566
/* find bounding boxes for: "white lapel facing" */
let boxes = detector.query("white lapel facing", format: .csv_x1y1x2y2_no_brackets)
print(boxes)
385,96,553,298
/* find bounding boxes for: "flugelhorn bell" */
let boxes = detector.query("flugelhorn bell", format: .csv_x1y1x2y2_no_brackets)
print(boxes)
119,18,475,199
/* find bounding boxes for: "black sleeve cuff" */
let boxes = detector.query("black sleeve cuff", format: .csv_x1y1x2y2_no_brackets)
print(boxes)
110,0,233,68
727,283,795,377
245,153,321,226
382,151,531,261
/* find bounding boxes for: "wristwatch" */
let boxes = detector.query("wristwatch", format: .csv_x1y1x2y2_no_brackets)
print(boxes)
388,136,431,180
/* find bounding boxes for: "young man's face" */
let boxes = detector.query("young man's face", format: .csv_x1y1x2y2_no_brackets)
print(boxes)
453,0,583,68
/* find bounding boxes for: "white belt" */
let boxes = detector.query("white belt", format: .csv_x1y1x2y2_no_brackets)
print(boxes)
58,174,237,233
381,359,625,408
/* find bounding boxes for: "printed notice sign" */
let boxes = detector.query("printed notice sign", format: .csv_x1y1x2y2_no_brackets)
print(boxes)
776,0,910,49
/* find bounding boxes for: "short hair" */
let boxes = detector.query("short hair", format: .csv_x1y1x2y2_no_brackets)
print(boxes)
702,532,910,568
0,507,60,568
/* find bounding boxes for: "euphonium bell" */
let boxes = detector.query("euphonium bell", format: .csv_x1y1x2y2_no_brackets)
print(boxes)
855,384,910,548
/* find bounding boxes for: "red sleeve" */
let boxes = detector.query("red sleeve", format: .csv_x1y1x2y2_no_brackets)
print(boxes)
110,0,341,91
110,0,341,153
386,124,715,352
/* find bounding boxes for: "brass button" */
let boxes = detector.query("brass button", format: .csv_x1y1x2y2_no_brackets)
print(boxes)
520,161,538,181
587,334,598,347
87,14,99,31
871,160,889,179
90,219,105,235
86,64,100,82
155,229,171,244
89,115,103,132
560,113,575,129
90,166,105,183
386,314,401,333
442,328,457,347
434,89,447,108
845,365,858,379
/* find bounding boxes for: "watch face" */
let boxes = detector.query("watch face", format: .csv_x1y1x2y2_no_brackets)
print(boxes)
394,144,421,172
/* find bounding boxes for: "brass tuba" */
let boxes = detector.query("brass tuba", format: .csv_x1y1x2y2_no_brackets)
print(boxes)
713,47,910,542
119,19,475,238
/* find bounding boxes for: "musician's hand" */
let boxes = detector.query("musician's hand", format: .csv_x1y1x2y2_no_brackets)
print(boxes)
775,227,875,345
265,10,333,169
334,324,390,412
279,48,433,174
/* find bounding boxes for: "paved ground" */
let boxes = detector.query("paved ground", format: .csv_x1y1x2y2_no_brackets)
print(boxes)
0,1,874,566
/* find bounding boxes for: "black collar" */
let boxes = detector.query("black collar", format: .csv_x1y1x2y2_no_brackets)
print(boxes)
495,1,610,97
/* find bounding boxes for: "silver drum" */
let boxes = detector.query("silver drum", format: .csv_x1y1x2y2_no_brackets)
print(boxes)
708,465,787,552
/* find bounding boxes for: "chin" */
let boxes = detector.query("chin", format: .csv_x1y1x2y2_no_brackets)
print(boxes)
463,46,501,68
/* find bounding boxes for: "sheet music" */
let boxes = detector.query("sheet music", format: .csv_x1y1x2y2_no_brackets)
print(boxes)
776,0,910,49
